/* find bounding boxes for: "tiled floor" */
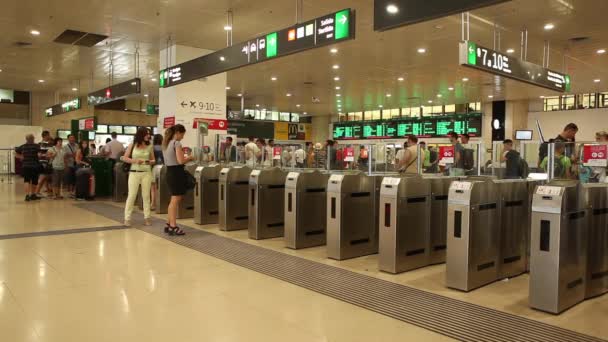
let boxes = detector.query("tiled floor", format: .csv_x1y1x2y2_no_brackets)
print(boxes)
1,177,607,341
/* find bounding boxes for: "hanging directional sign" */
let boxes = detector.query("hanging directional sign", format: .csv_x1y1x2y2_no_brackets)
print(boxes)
45,98,81,117
159,9,355,88
88,78,141,105
459,41,571,92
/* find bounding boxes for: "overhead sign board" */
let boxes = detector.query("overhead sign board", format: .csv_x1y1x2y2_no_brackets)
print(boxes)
159,9,355,88
88,78,141,105
374,0,509,31
460,41,571,92
333,113,482,140
45,98,81,117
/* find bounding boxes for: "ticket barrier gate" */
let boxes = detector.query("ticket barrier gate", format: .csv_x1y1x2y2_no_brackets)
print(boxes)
194,164,222,225
583,184,608,299
446,179,500,291
378,175,431,274
327,173,383,260
496,180,529,280
529,181,590,313
219,166,252,231
284,170,330,249
113,162,129,202
249,168,288,239
425,176,458,265
155,164,196,218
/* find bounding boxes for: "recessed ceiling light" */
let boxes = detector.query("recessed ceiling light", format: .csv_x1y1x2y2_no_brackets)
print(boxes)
237,93,242,97
303,112,308,115
0,69,2,72
336,94,341,97
224,25,232,31
72,87,78,91
30,29,40,36
286,93,292,97
594,79,601,83
397,77,404,81
335,86,341,90
544,23,555,30
462,77,469,82
334,76,340,81
271,76,277,81
378,105,383,108
144,94,149,97
448,87,454,91
330,48,338,54
488,95,494,98
437,94,442,98
332,64,340,69
386,4,399,14
597,49,606,54
219,56,225,61
417,48,427,54
386,94,392,97
255,104,260,107
540,96,545,98
337,99,341,103
225,86,231,90
296,104,301,107
151,78,156,81
506,48,515,54
427,100,433,104
38,79,44,83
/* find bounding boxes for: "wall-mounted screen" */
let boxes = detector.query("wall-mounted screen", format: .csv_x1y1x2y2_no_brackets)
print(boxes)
57,130,71,139
88,131,96,140
123,126,137,135
96,125,108,134
515,130,533,140
109,125,123,134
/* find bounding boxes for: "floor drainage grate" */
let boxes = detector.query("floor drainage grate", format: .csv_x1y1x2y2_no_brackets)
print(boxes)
77,203,606,342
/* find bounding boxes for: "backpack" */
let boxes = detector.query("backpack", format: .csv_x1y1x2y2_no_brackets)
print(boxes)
518,158,529,178
462,148,475,170
552,157,565,178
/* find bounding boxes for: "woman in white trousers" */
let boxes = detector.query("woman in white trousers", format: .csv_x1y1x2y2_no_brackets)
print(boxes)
122,127,155,226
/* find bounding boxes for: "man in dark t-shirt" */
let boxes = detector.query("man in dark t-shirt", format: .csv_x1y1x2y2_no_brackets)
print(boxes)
502,139,522,179
36,130,54,196
15,134,42,201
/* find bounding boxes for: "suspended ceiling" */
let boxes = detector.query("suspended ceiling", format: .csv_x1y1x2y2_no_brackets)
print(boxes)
0,0,607,116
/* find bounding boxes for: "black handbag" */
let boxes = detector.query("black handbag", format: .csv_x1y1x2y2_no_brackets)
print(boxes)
185,169,196,190
121,145,132,173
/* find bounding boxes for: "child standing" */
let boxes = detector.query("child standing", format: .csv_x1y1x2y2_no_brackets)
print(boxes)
47,137,67,199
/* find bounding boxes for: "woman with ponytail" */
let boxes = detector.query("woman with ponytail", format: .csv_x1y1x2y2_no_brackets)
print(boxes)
162,124,193,235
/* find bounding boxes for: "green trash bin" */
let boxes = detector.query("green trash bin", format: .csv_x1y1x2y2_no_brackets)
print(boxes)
90,157,113,197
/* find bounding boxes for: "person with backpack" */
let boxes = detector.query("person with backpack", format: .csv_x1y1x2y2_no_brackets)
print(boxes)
460,134,476,174
540,142,572,179
447,132,465,176
501,139,527,179
538,123,578,167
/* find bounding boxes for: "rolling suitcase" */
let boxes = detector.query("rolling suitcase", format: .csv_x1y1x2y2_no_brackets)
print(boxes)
76,167,95,200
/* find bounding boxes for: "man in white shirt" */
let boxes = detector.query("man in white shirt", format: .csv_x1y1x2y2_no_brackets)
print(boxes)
245,136,260,167
103,132,125,163
294,146,305,168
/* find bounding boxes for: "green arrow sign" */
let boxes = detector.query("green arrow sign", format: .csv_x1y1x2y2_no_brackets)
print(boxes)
335,9,350,40
266,32,278,58
467,41,477,66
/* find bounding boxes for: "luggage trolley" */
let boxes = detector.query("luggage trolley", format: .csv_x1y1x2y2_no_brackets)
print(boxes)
446,179,500,291
583,183,608,299
249,167,288,239
529,180,590,313
326,172,384,260
284,170,330,249
378,175,432,274
218,166,252,231
194,164,222,225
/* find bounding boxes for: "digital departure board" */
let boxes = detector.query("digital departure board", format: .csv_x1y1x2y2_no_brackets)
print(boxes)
45,98,81,117
460,41,571,92
160,9,354,88
88,78,141,105
333,113,482,140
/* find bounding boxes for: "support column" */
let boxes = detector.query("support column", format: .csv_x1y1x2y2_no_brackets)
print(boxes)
158,45,227,153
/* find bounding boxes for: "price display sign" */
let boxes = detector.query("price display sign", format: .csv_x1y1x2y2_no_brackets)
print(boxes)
163,116,176,128
160,9,355,88
439,146,455,164
343,147,355,162
460,41,571,92
582,144,608,167
273,147,282,160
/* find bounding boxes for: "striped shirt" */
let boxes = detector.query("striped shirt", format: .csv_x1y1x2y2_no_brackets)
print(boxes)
16,143,41,168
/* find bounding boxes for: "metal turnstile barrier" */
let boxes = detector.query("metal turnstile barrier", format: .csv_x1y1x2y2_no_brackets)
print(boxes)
194,164,222,225
249,167,288,240
583,183,608,299
379,175,431,273
219,166,252,231
327,173,383,260
496,179,529,280
284,170,330,249
446,179,500,291
155,164,196,218
425,176,458,265
113,162,129,202
526,180,546,272
529,180,589,314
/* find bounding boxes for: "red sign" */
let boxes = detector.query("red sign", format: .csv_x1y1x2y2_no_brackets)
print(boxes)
105,88,111,98
439,146,455,163
193,119,228,130
163,116,175,128
344,147,355,162
84,118,94,130
273,147,282,160
582,144,608,167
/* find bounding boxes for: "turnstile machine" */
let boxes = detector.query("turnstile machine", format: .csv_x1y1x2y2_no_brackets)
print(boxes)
327,173,383,260
284,170,330,249
155,164,196,218
113,162,129,202
249,167,288,239
194,164,222,225
583,183,608,299
446,179,500,291
379,175,431,273
425,176,457,265
529,180,589,314
219,166,252,231
495,179,529,279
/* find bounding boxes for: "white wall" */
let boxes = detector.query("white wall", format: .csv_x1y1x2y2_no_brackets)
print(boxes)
527,108,608,142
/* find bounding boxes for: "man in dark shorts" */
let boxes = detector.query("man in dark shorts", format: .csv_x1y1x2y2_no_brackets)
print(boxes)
36,130,54,197
15,134,42,201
